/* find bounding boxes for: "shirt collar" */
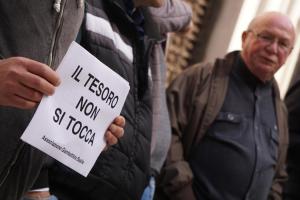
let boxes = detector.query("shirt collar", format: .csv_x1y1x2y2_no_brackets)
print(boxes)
232,54,273,90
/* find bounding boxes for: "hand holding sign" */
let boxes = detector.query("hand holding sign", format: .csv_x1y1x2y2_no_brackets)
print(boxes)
105,115,125,147
0,57,60,109
21,42,130,176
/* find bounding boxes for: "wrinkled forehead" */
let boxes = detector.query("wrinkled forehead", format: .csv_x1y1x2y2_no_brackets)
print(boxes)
249,13,295,43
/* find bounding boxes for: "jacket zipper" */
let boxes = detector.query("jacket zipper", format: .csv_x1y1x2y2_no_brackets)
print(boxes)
48,0,67,68
0,0,67,187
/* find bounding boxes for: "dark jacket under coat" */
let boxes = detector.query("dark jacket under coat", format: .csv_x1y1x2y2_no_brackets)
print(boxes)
49,0,153,199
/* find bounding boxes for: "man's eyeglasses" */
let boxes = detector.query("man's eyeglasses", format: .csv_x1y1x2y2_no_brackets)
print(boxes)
247,29,293,54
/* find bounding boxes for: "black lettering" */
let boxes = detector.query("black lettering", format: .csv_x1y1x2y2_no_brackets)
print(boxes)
92,107,100,120
79,126,88,139
71,65,82,82
53,108,65,125
82,72,119,109
111,96,119,108
72,121,82,135
76,96,87,112
88,133,95,146
89,77,99,93
53,108,61,123
101,87,109,101
75,96,100,120
106,91,114,105
84,129,91,142
66,115,76,130
84,73,94,87
96,82,104,96
84,102,94,116
66,116,95,146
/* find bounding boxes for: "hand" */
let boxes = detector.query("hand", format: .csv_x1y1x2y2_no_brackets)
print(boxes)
0,57,60,109
104,115,125,147
24,191,51,199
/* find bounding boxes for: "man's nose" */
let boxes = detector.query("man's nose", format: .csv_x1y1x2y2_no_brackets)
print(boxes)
266,39,279,54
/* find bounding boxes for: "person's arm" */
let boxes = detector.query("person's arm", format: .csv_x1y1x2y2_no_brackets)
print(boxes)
159,67,200,200
269,138,288,199
269,143,288,200
145,0,192,35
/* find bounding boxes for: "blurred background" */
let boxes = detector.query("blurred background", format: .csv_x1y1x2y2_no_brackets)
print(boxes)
165,0,300,98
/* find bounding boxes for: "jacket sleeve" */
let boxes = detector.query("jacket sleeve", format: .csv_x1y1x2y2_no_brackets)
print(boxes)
159,67,203,200
146,0,192,35
269,149,288,200
268,100,289,200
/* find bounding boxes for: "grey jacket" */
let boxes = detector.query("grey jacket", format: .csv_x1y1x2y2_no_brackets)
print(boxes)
160,51,289,200
144,0,192,175
0,1,83,199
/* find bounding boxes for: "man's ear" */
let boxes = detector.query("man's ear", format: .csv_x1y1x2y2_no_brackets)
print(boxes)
241,31,248,48
241,31,248,43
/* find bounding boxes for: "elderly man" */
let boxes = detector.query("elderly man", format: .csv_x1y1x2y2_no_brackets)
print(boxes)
159,12,295,200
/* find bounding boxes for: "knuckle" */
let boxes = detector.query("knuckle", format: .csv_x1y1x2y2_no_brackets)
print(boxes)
3,81,17,93
119,128,124,137
38,65,49,76
31,77,43,88
109,124,116,132
31,91,42,101
12,57,28,68
105,131,112,139
6,67,20,79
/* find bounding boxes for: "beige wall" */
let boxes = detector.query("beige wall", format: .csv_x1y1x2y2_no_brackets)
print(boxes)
202,0,243,63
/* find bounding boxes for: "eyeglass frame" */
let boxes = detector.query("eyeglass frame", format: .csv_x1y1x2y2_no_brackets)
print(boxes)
247,29,293,54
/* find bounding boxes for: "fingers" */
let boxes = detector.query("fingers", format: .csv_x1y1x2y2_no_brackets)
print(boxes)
109,123,125,139
19,57,61,95
24,191,51,199
104,116,126,147
23,57,61,86
104,130,119,146
15,82,43,103
113,115,126,127
105,123,125,146
0,57,60,109
6,94,38,109
7,83,42,109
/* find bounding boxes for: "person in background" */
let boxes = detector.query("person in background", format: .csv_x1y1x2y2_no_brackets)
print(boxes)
140,1,192,200
0,1,124,200
48,0,192,199
158,11,294,200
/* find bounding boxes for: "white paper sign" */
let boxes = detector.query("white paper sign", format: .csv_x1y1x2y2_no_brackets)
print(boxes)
21,42,130,177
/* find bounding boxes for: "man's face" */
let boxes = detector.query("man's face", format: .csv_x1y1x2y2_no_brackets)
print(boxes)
241,14,295,81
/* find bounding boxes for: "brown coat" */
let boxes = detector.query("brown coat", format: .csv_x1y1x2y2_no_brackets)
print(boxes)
159,51,289,200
